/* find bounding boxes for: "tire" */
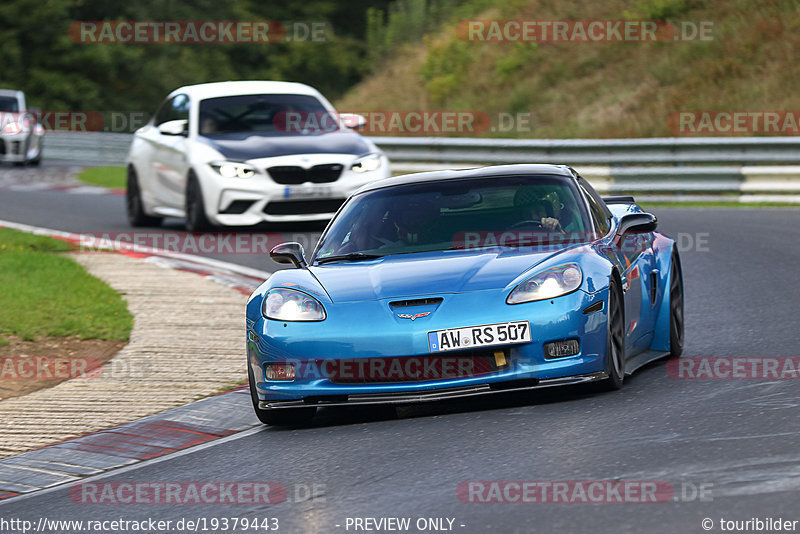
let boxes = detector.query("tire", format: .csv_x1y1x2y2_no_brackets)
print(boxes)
598,275,626,391
248,367,316,426
668,250,685,357
185,174,212,232
126,167,162,227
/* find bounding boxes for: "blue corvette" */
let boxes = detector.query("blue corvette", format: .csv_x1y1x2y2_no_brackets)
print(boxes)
246,164,684,425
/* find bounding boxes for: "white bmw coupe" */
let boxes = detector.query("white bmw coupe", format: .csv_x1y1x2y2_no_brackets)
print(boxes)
126,81,390,230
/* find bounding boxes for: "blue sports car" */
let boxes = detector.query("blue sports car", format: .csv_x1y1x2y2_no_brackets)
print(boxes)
245,164,684,425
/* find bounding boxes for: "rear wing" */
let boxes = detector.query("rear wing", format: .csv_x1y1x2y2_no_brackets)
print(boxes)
602,196,636,205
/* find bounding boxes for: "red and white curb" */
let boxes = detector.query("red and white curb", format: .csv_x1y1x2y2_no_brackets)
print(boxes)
0,221,273,501
0,219,271,295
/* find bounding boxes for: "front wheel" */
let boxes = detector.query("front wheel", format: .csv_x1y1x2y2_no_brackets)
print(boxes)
598,276,626,391
248,367,316,426
669,250,685,357
185,174,212,232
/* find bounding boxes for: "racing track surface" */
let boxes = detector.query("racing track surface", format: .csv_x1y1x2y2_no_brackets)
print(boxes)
1,181,799,533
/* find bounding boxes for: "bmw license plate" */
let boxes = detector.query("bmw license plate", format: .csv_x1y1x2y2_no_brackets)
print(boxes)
283,185,332,199
428,321,531,352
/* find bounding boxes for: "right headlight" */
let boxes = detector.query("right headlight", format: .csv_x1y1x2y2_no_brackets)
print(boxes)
507,263,583,304
263,288,326,321
350,153,382,173
209,161,257,179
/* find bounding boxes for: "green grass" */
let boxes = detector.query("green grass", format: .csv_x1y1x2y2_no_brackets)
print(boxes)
0,228,133,344
76,166,126,189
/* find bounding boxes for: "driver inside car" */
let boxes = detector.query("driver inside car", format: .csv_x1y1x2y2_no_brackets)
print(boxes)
512,187,579,233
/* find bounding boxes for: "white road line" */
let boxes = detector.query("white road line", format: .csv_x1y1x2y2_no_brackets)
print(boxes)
0,426,267,506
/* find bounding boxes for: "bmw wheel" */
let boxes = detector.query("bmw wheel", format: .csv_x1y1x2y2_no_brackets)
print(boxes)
126,167,162,227
185,174,212,232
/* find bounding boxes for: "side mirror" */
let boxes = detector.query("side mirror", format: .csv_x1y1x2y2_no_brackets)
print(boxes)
270,242,308,269
158,119,188,136
339,113,367,130
616,213,658,237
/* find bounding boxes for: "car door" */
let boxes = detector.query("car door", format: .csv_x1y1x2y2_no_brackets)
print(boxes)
150,94,191,209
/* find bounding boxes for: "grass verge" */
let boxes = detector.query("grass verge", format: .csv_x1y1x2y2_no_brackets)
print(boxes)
0,228,133,345
76,166,126,189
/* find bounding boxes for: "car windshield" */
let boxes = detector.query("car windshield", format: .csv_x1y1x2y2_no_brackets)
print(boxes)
198,93,335,135
0,97,19,112
315,175,593,261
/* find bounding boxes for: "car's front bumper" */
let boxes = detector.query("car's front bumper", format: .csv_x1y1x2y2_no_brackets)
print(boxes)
258,372,607,409
247,287,611,409
0,133,29,163
195,153,390,225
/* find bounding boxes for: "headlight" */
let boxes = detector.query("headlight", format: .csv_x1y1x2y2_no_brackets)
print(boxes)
507,263,583,304
263,288,326,321
209,161,256,178
351,153,382,173
1,121,24,135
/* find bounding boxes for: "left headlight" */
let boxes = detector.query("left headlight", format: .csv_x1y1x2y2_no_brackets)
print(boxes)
350,153,382,173
507,263,583,304
263,288,326,321
1,121,25,135
209,161,256,178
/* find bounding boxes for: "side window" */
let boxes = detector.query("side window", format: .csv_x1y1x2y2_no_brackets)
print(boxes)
578,179,610,235
154,94,190,126
167,94,190,122
153,97,173,126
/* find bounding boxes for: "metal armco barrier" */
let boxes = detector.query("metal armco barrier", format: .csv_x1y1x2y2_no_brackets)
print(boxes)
42,133,800,202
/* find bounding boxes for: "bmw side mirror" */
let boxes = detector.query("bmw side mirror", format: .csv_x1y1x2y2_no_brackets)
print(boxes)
270,242,308,269
617,213,658,237
339,113,367,130
158,119,188,136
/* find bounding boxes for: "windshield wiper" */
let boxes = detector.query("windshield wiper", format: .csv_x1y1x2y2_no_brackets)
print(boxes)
315,253,384,264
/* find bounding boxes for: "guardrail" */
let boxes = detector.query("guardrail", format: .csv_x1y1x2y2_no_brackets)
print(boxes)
41,133,800,202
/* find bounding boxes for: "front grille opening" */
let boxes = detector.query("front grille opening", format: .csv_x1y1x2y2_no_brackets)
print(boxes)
389,297,444,308
220,200,255,214
264,199,344,216
267,164,344,185
324,348,510,384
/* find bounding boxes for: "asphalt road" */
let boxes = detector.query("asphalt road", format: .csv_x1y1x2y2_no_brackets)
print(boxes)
1,182,799,533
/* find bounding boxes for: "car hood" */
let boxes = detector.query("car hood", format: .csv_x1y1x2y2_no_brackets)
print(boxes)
197,131,371,161
309,250,562,303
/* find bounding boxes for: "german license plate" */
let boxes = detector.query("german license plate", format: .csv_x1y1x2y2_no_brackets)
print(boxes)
283,185,332,199
428,321,531,352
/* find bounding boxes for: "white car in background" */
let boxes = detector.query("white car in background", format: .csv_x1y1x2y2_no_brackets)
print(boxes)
126,81,390,230
0,89,44,166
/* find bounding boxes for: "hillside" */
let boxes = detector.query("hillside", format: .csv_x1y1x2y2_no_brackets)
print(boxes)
337,0,800,138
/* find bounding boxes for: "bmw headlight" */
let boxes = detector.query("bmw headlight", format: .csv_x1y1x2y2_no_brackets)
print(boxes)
1,121,25,135
263,288,326,321
210,161,256,178
507,263,583,304
351,153,382,173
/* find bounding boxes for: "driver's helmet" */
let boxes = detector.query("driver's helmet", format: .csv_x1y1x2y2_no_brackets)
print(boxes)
392,197,439,243
513,186,560,218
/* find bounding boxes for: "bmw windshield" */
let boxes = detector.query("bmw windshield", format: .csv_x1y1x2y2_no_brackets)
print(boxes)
315,175,594,262
198,93,336,135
